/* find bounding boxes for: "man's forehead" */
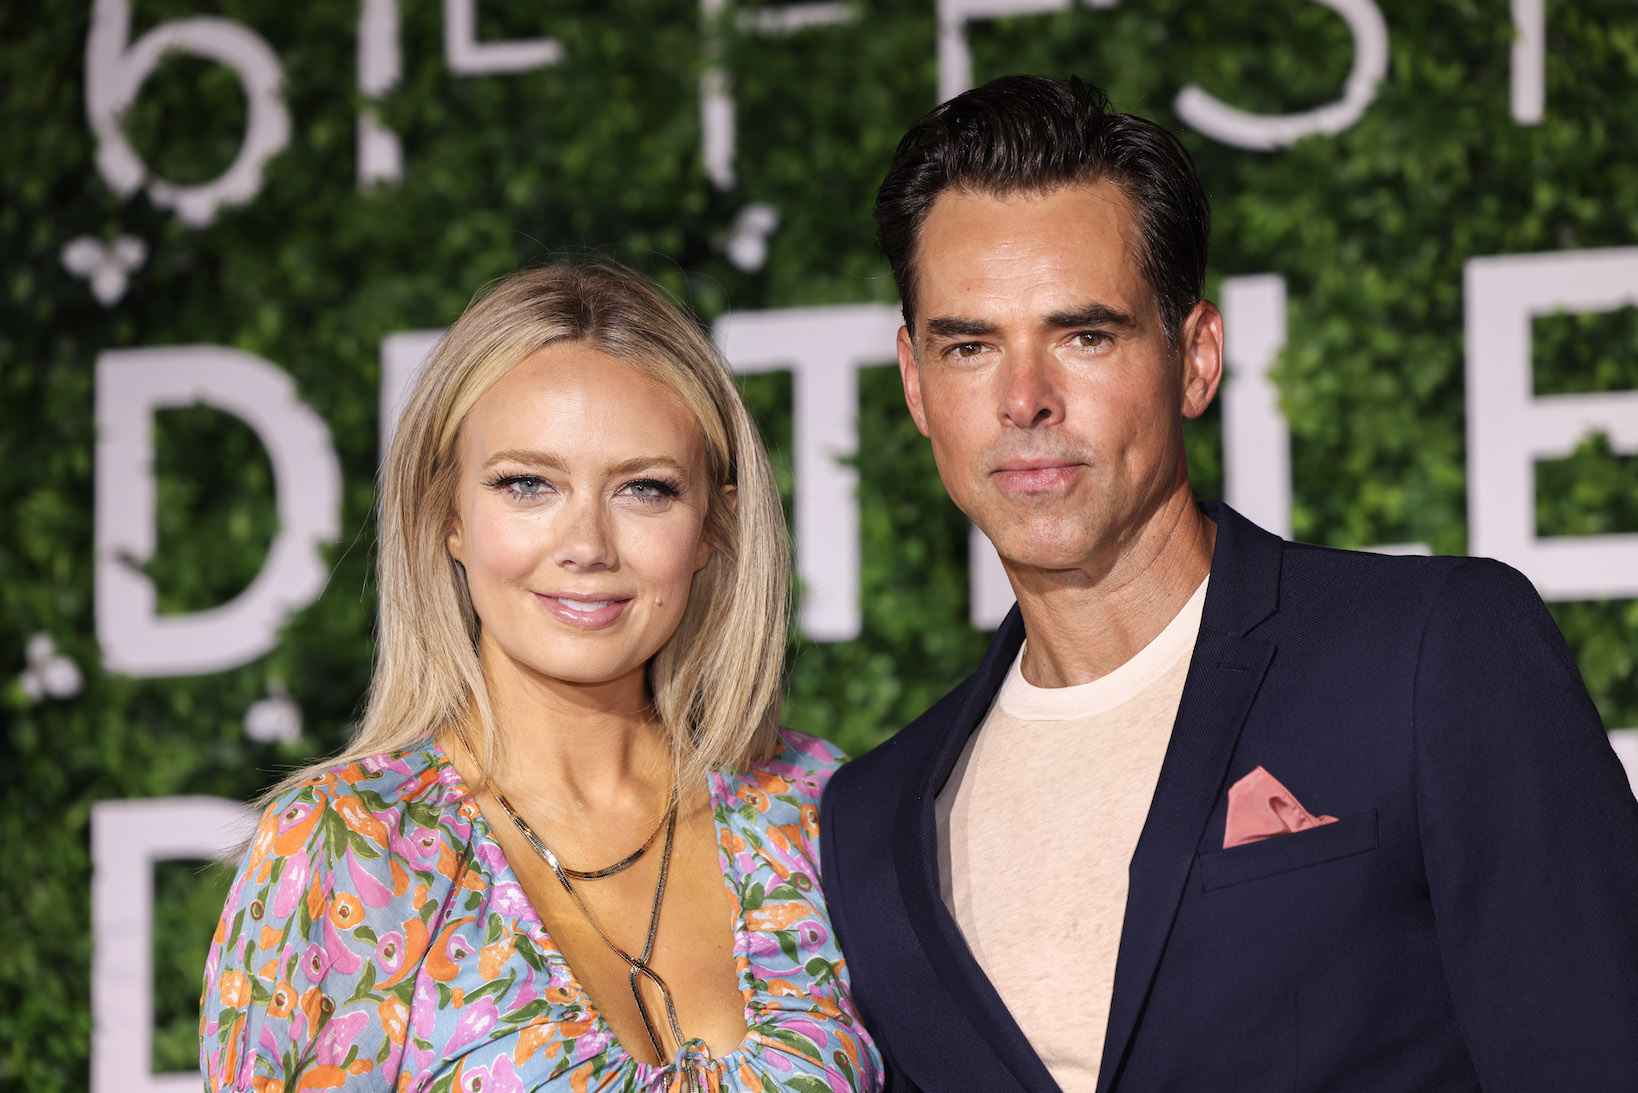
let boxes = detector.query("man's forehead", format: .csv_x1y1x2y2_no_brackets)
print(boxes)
912,181,1150,331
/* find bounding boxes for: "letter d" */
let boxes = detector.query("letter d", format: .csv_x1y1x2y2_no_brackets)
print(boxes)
96,347,341,675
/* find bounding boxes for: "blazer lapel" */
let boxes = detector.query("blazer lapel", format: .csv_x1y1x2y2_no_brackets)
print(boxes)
892,606,1064,1093
1095,503,1284,1092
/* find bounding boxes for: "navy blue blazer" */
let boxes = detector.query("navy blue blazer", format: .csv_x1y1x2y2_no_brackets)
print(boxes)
820,502,1638,1092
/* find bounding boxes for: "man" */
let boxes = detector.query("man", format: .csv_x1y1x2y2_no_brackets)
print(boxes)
820,75,1638,1092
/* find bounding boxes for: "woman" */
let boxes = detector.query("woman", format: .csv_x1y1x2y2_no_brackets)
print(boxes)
200,263,883,1092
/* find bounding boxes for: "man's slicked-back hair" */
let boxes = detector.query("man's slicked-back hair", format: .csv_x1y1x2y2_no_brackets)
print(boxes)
875,75,1210,344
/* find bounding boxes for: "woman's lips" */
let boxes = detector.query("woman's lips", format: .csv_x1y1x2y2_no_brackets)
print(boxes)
994,463,1081,494
536,593,631,629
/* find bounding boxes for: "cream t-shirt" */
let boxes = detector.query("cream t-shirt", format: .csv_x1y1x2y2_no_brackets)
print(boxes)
935,577,1208,1093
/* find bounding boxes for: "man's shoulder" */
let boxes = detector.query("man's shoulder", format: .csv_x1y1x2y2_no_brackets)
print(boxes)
1266,541,1533,630
825,669,983,816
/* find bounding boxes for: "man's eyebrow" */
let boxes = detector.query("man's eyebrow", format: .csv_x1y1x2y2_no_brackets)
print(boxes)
1044,304,1138,330
924,316,997,340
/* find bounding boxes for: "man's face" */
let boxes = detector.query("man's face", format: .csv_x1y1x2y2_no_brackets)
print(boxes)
898,180,1220,575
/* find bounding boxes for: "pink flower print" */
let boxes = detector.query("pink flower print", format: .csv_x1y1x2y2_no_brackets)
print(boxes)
456,1063,490,1093
272,852,310,919
486,1053,526,1093
573,1026,612,1062
275,798,319,839
361,753,415,778
301,943,330,982
347,848,395,908
489,881,531,918
315,1010,369,1067
412,975,439,1038
323,923,362,975
376,931,407,978
745,932,787,961
442,996,499,1055
394,825,442,860
474,840,508,874
795,919,828,952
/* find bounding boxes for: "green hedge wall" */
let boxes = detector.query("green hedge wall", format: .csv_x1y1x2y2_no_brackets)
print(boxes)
4,1,1636,1086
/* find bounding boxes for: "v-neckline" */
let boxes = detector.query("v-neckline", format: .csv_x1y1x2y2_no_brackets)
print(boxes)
425,739,758,1074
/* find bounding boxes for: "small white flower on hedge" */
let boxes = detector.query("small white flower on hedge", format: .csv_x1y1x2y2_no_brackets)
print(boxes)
725,203,780,272
245,690,302,744
18,633,83,703
61,235,147,306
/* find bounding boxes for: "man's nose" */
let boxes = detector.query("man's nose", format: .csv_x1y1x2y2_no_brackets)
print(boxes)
998,350,1064,429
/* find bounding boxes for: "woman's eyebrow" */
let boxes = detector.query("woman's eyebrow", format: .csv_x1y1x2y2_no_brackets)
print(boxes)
482,448,568,471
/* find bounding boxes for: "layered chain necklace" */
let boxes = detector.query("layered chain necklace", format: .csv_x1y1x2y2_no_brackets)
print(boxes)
490,785,698,1077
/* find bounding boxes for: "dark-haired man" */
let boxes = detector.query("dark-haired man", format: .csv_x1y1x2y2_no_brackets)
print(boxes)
820,75,1638,1092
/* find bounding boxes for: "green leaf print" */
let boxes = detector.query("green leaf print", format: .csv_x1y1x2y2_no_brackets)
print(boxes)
782,1074,836,1093
765,1026,823,1061
344,961,378,1005
776,930,799,963
742,882,766,912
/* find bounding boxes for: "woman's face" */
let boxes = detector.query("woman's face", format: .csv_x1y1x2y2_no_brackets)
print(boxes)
447,342,717,693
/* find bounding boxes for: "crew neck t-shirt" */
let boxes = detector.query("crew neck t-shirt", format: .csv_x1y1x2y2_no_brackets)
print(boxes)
935,577,1208,1093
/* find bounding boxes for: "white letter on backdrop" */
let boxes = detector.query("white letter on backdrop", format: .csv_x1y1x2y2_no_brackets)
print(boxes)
1511,0,1544,124
937,0,1100,103
1466,248,1638,600
85,0,290,226
444,0,562,75
358,0,403,186
92,796,256,1093
1221,275,1292,539
379,330,445,464
1175,0,1387,151
95,348,342,676
699,0,861,190
715,305,902,641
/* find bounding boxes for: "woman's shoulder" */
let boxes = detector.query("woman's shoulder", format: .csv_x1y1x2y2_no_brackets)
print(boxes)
717,727,849,817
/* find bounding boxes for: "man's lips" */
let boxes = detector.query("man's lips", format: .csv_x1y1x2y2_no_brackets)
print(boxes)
992,460,1083,494
535,593,631,629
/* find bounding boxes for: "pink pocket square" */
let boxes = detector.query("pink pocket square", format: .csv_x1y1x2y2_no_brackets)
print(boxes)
1223,766,1338,849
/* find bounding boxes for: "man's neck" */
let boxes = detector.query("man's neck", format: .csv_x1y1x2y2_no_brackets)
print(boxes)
1009,492,1216,689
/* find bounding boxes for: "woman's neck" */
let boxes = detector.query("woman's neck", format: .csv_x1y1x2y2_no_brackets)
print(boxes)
450,642,674,819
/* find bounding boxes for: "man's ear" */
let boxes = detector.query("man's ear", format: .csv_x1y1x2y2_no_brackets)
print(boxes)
1179,299,1225,419
896,325,931,437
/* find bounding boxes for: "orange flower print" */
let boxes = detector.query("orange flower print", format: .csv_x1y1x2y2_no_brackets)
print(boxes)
379,996,409,1045
767,978,803,997
272,794,326,857
298,986,327,1033
327,893,365,931
425,916,478,982
294,1064,346,1090
218,969,250,1008
333,795,388,847
800,803,819,838
737,785,771,813
379,917,428,989
267,981,296,1019
479,930,517,979
736,1062,766,1092
515,1021,553,1065
252,1078,285,1093
745,901,809,931
753,771,791,796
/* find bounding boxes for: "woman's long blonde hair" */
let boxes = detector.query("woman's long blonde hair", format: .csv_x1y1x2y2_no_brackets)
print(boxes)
265,262,790,801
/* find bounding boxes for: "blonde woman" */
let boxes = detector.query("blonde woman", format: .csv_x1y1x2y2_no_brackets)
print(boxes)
200,264,883,1092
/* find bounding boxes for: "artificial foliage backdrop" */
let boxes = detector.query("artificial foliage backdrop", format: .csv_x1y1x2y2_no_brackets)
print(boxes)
4,1,1637,1087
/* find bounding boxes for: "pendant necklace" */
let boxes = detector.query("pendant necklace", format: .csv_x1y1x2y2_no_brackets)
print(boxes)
492,788,703,1090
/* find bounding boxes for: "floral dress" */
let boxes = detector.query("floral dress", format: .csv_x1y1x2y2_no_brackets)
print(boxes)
200,729,882,1093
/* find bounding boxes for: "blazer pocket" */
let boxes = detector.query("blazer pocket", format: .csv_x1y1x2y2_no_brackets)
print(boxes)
1199,809,1379,892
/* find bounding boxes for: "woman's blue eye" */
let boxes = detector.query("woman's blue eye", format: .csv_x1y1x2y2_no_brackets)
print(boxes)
622,478,682,501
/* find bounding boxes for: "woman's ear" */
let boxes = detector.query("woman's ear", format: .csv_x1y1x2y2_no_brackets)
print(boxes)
447,518,465,564
696,483,736,572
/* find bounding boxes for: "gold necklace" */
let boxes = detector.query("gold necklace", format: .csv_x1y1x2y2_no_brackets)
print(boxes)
493,788,671,879
491,790,697,1075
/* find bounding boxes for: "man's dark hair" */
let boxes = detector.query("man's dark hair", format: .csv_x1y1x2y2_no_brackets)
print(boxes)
875,75,1210,345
